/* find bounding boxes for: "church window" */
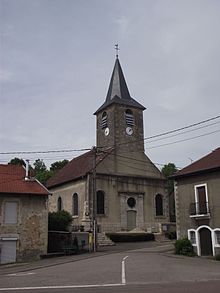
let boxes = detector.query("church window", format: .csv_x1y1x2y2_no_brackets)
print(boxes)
125,109,134,126
127,197,136,208
155,194,163,216
57,197,62,211
97,190,105,215
101,112,108,129
72,193,79,216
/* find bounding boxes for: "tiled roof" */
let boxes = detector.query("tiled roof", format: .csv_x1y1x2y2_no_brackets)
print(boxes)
173,147,220,178
46,149,109,188
0,164,50,195
94,58,145,114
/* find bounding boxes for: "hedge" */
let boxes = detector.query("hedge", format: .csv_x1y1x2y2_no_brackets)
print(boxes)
106,232,155,242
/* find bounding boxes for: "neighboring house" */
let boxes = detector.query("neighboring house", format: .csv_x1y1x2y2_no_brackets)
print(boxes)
0,164,50,264
173,148,220,256
47,57,169,234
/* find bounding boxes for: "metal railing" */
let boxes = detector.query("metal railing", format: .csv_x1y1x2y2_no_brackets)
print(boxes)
189,202,209,216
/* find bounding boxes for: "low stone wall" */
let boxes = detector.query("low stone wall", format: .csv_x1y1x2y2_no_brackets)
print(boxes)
48,231,89,253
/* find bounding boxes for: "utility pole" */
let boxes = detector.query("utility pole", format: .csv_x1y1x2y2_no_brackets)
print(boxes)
92,146,97,252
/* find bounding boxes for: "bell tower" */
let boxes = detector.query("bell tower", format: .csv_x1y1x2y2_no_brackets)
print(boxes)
94,57,146,154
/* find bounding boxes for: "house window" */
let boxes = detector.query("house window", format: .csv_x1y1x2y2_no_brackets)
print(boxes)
189,231,196,245
72,193,79,216
215,231,220,245
101,112,108,129
4,202,18,224
125,109,134,126
155,194,163,216
57,197,62,211
194,184,208,214
97,190,105,215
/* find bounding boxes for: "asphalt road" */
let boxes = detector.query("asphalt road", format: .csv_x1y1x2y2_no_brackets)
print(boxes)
0,243,220,292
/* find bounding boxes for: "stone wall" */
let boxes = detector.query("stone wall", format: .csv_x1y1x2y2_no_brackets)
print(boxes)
0,194,48,262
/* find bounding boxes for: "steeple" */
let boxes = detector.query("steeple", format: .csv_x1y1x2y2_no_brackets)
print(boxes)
94,58,145,114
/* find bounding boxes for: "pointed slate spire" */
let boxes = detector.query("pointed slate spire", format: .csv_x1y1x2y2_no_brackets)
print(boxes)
94,58,145,114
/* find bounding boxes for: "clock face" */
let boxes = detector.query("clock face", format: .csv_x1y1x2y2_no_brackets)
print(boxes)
126,127,133,135
104,127,110,136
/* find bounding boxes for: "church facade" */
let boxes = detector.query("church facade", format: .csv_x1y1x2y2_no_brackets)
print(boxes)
47,57,169,233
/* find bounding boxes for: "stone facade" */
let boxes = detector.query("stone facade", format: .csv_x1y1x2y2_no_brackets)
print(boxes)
173,148,220,256
47,57,170,235
0,194,48,262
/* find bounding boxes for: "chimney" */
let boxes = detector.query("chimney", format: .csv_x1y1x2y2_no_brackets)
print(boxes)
25,159,30,180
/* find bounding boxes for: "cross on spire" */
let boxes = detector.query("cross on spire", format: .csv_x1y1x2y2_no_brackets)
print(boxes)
115,44,119,58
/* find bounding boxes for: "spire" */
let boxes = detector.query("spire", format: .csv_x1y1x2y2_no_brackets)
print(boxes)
94,58,145,114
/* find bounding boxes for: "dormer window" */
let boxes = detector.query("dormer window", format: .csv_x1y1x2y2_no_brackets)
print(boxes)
125,109,134,126
101,111,108,129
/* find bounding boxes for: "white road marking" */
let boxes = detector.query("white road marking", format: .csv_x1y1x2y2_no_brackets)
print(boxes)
0,283,124,291
121,255,129,285
7,272,36,277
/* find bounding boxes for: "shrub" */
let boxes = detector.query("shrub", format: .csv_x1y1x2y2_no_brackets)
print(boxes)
214,254,220,261
174,238,196,257
48,210,72,231
165,231,177,240
106,232,155,242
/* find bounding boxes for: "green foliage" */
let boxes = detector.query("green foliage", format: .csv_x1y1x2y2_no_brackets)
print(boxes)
165,231,177,240
161,163,178,195
106,233,155,242
50,160,69,172
9,157,25,166
35,170,54,185
33,159,47,172
48,210,73,231
174,238,196,257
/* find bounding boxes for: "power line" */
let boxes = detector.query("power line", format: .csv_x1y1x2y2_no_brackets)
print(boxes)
146,129,220,150
0,148,91,155
0,115,219,156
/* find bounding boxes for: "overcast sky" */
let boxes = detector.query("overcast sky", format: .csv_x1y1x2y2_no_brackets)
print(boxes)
0,0,220,170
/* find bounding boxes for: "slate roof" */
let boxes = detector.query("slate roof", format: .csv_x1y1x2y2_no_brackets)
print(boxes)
172,147,220,179
94,58,146,114
0,164,50,195
46,149,111,188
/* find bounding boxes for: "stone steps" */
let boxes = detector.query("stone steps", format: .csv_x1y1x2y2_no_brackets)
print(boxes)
97,232,115,246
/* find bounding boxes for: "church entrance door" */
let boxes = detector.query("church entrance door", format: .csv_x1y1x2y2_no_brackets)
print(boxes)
127,210,136,231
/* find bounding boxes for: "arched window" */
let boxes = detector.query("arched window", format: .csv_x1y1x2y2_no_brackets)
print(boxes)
155,194,163,216
97,190,105,215
125,109,134,126
101,111,108,129
57,197,62,211
72,193,79,216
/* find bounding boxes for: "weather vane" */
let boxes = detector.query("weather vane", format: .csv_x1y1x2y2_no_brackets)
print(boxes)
115,44,119,58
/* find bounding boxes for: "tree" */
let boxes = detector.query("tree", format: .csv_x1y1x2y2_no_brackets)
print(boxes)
162,163,178,222
48,210,73,231
33,159,50,184
33,159,47,172
161,163,177,195
50,160,69,172
9,157,25,166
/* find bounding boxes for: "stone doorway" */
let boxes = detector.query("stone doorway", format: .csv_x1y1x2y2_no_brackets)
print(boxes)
127,210,137,231
199,227,213,256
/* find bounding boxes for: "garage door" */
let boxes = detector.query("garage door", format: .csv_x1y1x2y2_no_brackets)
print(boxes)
0,239,17,264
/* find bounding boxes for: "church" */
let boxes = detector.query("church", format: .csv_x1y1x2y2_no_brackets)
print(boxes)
47,56,169,234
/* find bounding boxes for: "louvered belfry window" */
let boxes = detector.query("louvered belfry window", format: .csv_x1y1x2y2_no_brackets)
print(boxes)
101,112,108,129
125,109,134,126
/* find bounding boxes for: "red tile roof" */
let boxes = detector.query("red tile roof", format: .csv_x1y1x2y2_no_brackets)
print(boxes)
173,148,220,178
0,164,50,195
46,149,110,188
